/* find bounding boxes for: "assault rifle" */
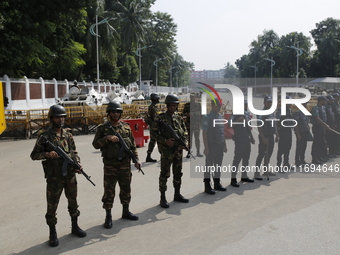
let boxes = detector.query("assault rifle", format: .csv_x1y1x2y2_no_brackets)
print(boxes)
40,136,96,186
158,117,195,159
108,122,145,175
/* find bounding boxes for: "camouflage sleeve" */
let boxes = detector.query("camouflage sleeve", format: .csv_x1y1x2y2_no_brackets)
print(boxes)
30,134,47,160
150,115,167,145
182,103,190,116
179,116,188,142
127,125,139,160
92,124,109,149
148,105,156,119
68,133,80,163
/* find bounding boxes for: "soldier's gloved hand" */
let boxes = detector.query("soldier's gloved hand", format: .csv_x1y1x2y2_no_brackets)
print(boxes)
106,135,119,142
166,138,175,148
181,143,189,150
75,163,83,174
45,151,59,159
250,137,255,144
134,161,142,170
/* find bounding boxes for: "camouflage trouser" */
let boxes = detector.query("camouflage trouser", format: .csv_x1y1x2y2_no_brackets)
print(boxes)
102,163,132,210
147,137,157,154
159,148,183,192
45,175,79,226
189,127,200,152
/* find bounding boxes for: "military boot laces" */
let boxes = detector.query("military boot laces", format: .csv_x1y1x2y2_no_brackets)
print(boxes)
49,226,59,247
104,210,113,229
71,217,87,237
122,205,139,220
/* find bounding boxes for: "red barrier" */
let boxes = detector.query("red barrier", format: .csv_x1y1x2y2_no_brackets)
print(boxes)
122,119,149,147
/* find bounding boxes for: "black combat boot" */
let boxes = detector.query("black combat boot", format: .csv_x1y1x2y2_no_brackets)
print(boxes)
174,187,189,203
146,153,157,162
186,151,190,158
122,204,139,220
254,171,263,180
230,178,240,187
204,178,215,194
49,225,59,247
104,209,113,229
214,178,227,191
71,217,87,237
160,191,169,208
241,176,254,182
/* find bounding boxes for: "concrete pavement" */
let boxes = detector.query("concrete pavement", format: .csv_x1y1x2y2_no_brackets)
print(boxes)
1,104,340,254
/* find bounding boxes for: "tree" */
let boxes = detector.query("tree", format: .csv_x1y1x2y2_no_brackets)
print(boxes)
0,0,96,79
310,18,340,76
224,62,239,78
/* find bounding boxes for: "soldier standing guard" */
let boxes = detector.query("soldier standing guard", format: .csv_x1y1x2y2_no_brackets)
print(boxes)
151,94,189,208
92,101,141,229
146,93,160,162
331,93,340,154
276,96,294,168
325,95,337,157
30,105,86,247
229,99,255,187
311,96,331,164
294,102,310,166
182,93,203,158
202,98,227,194
254,95,279,179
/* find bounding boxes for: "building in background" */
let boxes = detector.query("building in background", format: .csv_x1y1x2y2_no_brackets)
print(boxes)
190,69,225,80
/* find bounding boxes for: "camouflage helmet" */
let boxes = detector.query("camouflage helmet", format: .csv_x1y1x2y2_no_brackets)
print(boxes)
150,93,160,100
106,101,123,113
48,105,67,118
165,94,179,104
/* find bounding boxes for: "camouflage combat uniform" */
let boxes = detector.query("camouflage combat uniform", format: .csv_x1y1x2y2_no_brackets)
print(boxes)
30,126,80,226
147,102,158,154
182,101,201,153
92,121,138,210
151,111,188,192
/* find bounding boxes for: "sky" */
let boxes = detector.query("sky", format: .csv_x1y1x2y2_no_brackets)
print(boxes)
151,0,340,71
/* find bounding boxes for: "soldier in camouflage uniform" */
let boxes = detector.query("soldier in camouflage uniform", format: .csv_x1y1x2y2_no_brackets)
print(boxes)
182,93,203,158
30,105,86,247
151,94,189,208
146,93,160,162
92,101,141,229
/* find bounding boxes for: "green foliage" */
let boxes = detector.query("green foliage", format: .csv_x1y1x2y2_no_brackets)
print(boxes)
235,24,337,79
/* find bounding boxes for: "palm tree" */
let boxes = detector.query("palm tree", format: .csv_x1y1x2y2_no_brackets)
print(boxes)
114,0,152,56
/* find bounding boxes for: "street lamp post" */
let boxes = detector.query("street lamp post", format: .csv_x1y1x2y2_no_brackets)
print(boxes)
135,44,152,89
153,57,166,87
169,66,176,92
264,57,276,89
287,43,303,87
90,7,114,93
250,64,258,94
